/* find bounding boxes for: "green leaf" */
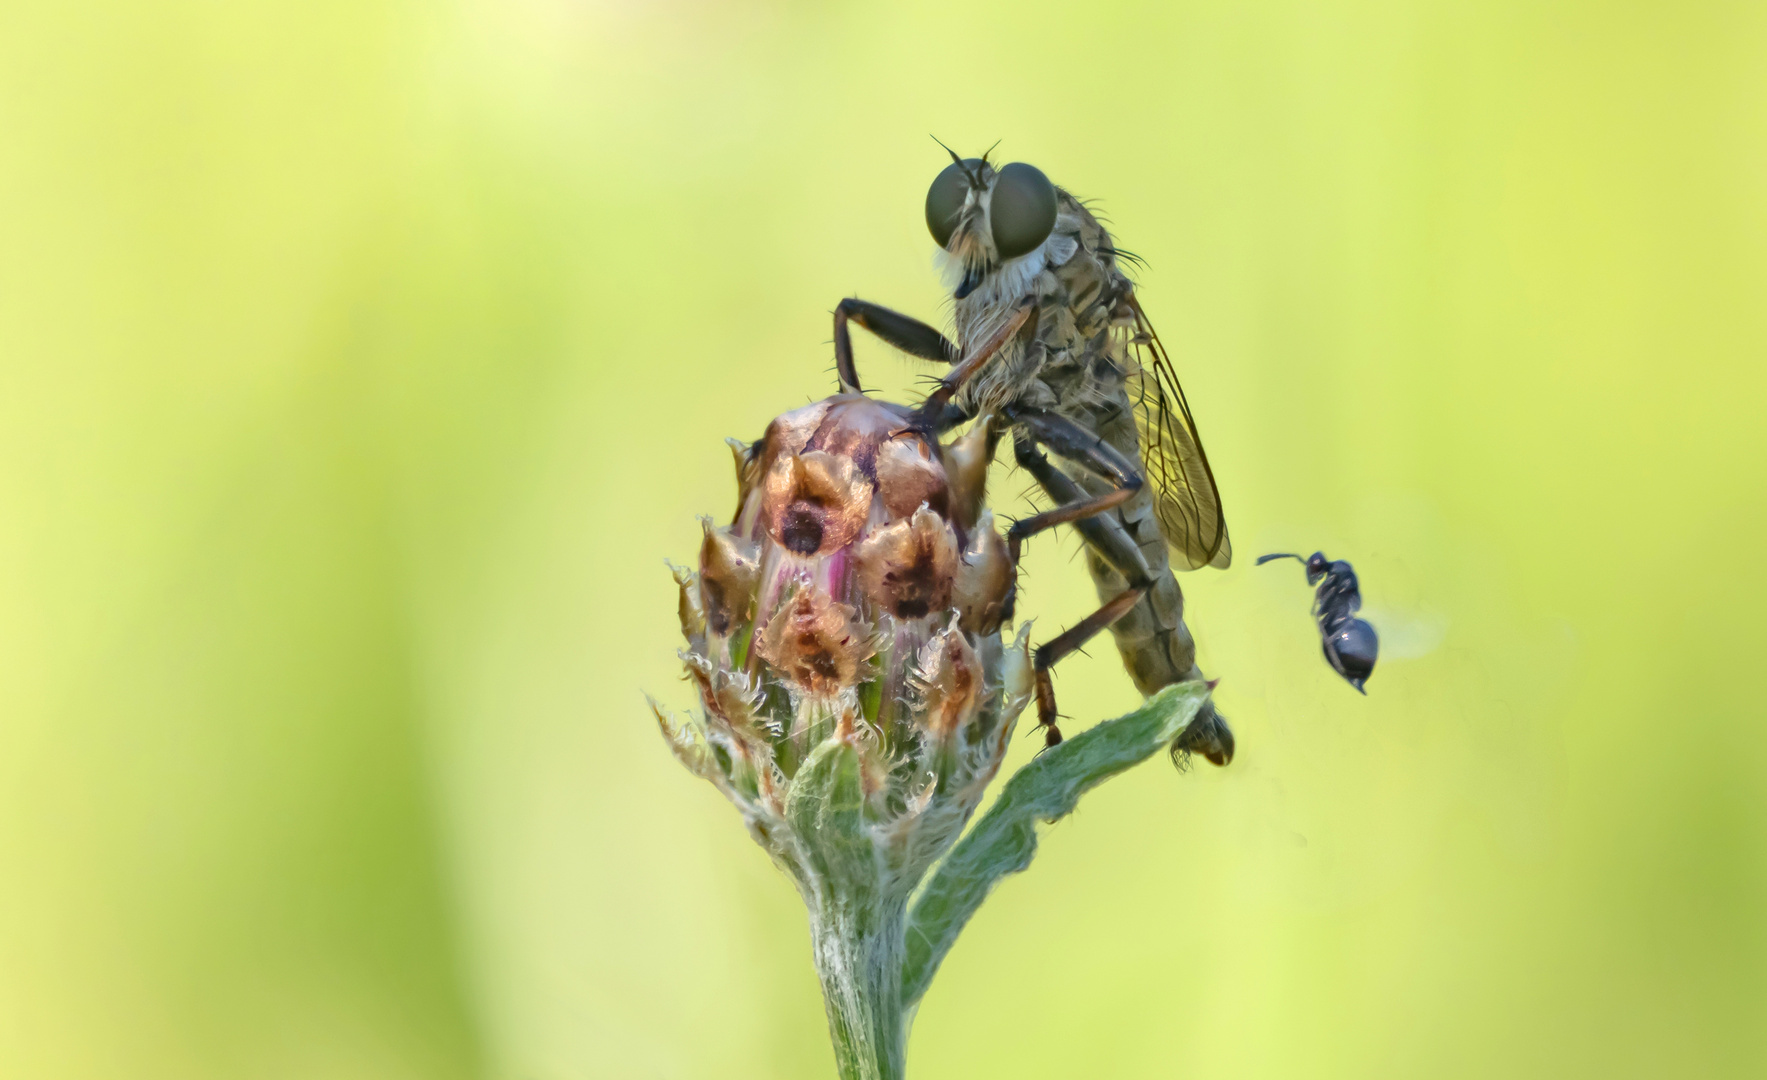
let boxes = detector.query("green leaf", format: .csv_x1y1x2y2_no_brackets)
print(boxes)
899,682,1211,1007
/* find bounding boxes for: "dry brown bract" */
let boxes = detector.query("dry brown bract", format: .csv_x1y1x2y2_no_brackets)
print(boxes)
874,435,950,522
913,622,982,740
855,506,959,620
698,519,760,636
755,587,875,697
761,449,874,557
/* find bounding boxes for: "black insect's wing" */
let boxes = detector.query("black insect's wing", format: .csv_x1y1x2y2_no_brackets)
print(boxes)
1125,298,1230,570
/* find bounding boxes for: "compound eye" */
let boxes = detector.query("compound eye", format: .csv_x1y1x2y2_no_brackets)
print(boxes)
988,162,1057,259
925,160,979,249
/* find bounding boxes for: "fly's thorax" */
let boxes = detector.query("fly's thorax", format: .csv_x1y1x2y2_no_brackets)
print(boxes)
948,190,1139,420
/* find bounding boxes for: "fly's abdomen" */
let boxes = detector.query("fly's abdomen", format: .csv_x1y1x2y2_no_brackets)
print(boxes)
1075,402,1204,695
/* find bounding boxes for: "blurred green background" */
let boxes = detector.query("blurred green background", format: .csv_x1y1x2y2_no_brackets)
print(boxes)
2,0,1762,1077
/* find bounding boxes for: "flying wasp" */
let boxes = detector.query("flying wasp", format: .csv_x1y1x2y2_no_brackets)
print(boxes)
1256,551,1378,693
827,145,1233,765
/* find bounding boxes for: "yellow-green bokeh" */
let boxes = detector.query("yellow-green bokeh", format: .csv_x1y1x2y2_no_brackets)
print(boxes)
1,1,1762,1077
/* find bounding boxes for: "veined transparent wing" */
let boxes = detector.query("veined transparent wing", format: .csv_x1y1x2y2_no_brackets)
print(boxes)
1126,298,1230,570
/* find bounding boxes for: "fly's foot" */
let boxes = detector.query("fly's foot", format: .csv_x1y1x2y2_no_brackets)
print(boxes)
1032,667,1064,749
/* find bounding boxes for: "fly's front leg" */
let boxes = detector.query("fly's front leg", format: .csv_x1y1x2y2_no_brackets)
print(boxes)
1006,409,1153,748
918,304,1033,418
833,298,958,394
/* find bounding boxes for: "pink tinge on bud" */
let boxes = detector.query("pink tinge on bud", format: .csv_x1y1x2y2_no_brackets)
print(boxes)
699,521,760,637
761,450,875,557
755,585,875,697
854,506,959,620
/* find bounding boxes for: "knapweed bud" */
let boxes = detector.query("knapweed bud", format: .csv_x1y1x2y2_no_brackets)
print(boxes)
658,392,1031,889
657,393,1040,1080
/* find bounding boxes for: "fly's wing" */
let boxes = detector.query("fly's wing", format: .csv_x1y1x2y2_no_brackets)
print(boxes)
1125,298,1231,570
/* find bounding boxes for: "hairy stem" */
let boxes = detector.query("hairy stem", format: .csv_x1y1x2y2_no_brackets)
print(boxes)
808,895,907,1080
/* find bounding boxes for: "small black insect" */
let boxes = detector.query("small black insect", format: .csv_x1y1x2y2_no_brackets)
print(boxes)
1257,551,1378,693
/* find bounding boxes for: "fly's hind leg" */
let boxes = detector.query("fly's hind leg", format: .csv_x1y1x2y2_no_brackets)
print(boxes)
833,298,958,394
1004,408,1155,748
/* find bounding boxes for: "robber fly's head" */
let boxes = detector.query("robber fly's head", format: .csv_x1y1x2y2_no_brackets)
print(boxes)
924,145,1058,300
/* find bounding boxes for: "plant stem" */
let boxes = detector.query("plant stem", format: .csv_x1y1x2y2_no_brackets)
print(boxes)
808,894,907,1080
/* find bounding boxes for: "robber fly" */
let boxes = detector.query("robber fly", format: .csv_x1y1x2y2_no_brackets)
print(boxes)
828,145,1232,765
1257,551,1378,693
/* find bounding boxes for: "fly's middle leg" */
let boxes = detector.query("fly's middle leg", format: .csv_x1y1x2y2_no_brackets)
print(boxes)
1005,408,1155,748
831,296,1034,432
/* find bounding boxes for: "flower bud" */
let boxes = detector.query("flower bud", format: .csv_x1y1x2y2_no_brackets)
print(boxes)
660,392,1030,934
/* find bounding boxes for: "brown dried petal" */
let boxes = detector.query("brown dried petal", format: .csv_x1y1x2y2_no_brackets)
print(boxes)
874,434,949,522
652,699,718,782
953,509,1014,634
727,436,760,517
699,520,760,636
681,651,764,739
940,413,996,532
756,586,874,696
669,560,705,642
854,506,959,620
913,620,982,741
761,450,874,557
760,399,832,460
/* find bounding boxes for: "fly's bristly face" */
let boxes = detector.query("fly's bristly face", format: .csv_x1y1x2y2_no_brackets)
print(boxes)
924,151,1058,301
